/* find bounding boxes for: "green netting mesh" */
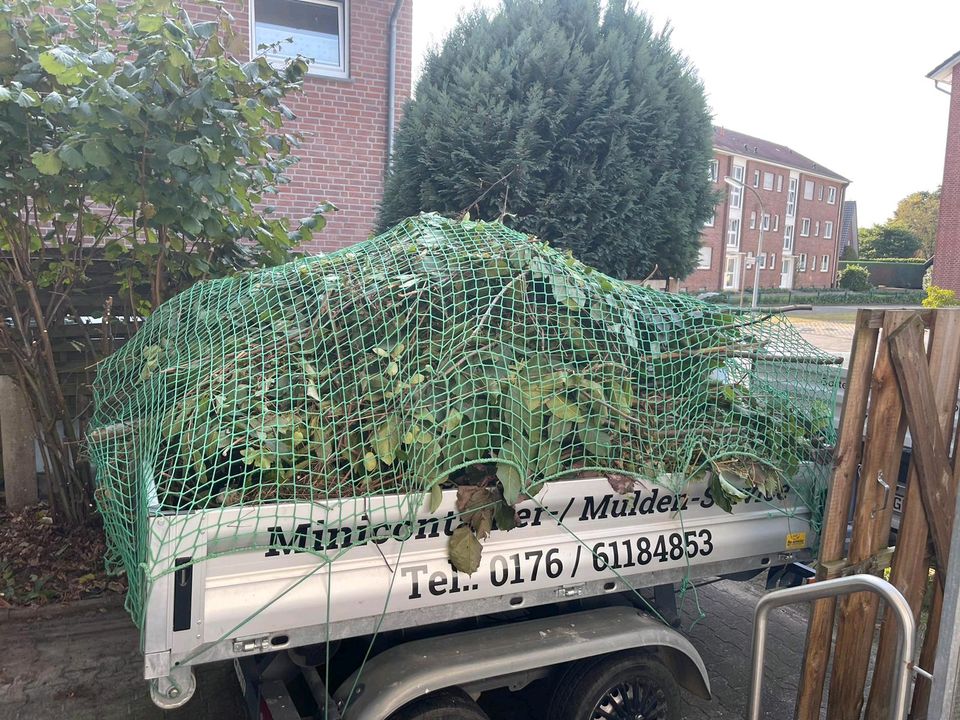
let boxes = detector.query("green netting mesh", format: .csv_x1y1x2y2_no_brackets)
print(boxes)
88,213,840,624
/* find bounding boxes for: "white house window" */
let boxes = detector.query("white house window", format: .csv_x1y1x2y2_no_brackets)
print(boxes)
784,224,794,252
814,220,820,237
762,213,770,231
773,214,780,231
803,180,815,201
776,175,783,192
697,247,712,269
763,172,774,191
827,186,837,204
821,255,830,272
800,218,811,237
824,220,834,239
818,185,824,201
798,253,808,271
253,0,348,78
727,218,741,249
787,178,798,217
750,211,757,230
758,252,767,269
704,212,715,228
769,253,776,269
753,169,760,187
708,160,719,182
730,165,744,208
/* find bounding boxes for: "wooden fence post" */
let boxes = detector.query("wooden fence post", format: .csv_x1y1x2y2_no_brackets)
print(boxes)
794,309,880,720
866,309,960,719
0,375,38,511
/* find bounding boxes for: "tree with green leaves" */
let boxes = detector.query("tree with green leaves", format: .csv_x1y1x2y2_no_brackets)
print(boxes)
858,224,921,260
0,0,327,523
890,188,939,258
378,0,715,280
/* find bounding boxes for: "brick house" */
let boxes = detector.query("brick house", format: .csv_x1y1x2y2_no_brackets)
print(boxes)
928,51,960,293
681,128,849,294
183,0,413,253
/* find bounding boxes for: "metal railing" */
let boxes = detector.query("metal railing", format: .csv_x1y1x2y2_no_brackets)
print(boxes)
748,574,916,720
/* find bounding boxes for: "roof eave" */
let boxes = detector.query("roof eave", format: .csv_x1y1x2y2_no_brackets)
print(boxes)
927,49,960,85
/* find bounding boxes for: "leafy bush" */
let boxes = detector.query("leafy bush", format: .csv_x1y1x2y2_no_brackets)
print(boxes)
923,267,933,290
858,257,927,264
923,286,960,309
838,265,872,292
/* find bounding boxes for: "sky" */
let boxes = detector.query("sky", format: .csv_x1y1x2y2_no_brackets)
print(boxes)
412,0,960,228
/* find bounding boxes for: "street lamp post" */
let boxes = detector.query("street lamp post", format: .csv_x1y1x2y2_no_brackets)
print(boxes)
724,176,764,309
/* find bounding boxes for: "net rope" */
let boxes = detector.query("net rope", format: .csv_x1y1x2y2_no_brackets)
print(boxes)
88,213,840,629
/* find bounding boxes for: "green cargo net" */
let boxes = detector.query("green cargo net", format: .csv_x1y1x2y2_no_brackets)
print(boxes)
88,213,840,625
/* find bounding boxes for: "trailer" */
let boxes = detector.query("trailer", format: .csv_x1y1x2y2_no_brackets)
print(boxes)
143,471,819,719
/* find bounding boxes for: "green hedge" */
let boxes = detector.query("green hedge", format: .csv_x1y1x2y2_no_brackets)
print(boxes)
858,257,927,264
698,288,925,307
838,260,927,289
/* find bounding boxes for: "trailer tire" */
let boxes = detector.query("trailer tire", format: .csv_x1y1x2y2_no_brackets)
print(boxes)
389,688,490,720
547,652,680,720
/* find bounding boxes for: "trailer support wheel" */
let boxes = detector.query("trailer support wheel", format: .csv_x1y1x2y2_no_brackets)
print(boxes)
149,666,196,710
547,652,680,720
388,688,490,720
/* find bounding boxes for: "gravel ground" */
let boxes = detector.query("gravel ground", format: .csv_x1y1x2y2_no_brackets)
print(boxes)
0,576,812,720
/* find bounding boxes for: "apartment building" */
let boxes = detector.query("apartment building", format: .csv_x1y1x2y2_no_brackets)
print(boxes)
184,0,413,252
682,128,849,293
928,51,960,293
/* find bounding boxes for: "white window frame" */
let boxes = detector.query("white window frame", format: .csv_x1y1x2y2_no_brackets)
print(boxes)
769,253,776,269
824,220,833,239
787,178,798,217
750,211,756,230
821,255,830,272
800,218,811,237
818,185,824,201
704,212,715,228
798,253,807,271
827,186,837,204
727,217,741,249
708,160,719,182
773,214,780,232
753,169,760,187
814,220,820,237
762,213,770,231
697,246,712,270
776,175,783,193
803,180,815,201
730,165,744,209
758,252,767,269
784,224,794,252
251,0,350,79
762,172,774,191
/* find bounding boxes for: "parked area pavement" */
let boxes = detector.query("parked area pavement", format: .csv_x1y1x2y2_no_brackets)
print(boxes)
0,577,810,720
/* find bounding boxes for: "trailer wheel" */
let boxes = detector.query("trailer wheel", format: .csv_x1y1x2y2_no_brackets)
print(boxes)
547,653,680,720
389,688,490,720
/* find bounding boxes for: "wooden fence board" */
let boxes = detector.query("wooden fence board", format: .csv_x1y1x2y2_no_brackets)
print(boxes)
825,310,912,720
865,309,960,719
795,309,880,720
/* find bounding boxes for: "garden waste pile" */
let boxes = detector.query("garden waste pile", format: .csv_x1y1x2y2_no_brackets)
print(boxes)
88,214,840,616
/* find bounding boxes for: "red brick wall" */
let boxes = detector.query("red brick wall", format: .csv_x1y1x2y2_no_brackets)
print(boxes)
933,63,960,293
184,0,413,253
680,150,847,293
792,174,844,289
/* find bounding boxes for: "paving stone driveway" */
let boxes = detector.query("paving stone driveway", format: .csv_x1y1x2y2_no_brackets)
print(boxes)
0,578,810,719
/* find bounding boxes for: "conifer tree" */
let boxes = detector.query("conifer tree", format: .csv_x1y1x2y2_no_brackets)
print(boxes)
379,0,715,279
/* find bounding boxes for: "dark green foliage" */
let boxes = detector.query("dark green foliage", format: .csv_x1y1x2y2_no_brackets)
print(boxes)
837,264,871,292
0,0,326,523
378,0,715,280
858,224,921,259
